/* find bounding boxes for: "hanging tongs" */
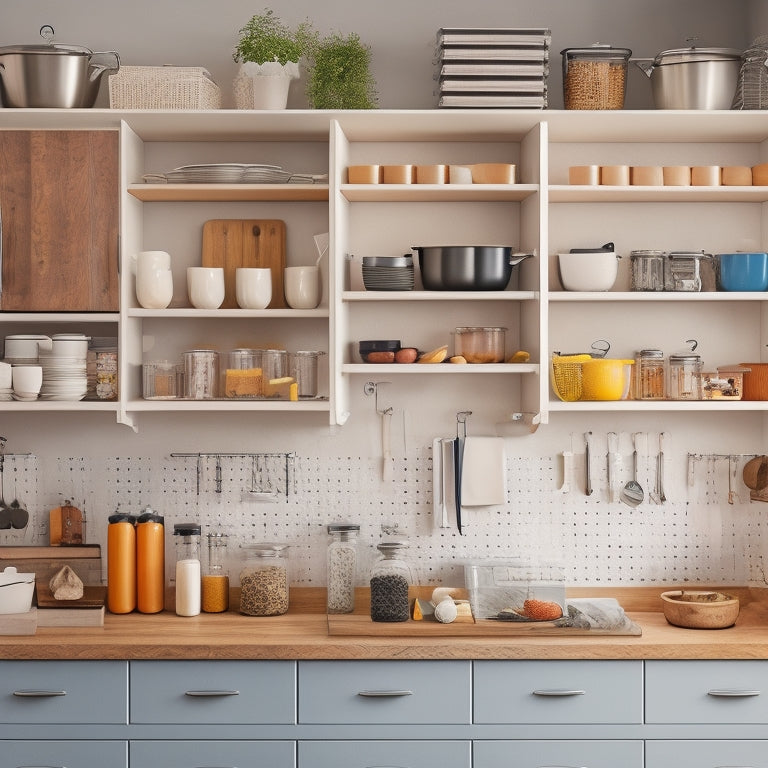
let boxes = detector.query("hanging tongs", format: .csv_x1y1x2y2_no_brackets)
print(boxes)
454,411,471,535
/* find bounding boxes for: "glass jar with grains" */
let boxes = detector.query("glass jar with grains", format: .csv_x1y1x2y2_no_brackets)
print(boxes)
326,523,360,614
239,543,290,616
369,541,413,623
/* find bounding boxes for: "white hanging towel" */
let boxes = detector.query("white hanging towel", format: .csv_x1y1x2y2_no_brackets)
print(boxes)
460,436,506,506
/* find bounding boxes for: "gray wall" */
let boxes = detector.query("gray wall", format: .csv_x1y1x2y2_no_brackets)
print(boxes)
2,0,756,109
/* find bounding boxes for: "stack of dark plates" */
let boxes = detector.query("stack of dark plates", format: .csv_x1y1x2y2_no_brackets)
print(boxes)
362,256,415,291
436,27,551,108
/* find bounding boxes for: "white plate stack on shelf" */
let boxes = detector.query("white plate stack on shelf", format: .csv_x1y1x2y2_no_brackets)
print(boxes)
435,27,551,108
38,334,90,402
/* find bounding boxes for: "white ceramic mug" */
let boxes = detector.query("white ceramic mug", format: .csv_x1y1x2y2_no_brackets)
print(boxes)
12,365,43,395
137,267,173,310
284,266,321,309
187,267,225,310
235,267,272,309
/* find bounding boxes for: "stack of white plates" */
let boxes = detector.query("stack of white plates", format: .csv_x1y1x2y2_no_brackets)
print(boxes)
38,356,88,401
362,256,415,291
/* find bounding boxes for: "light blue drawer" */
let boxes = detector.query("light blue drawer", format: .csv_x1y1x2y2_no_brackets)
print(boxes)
646,660,768,724
130,740,295,768
474,660,643,724
3,740,127,768
646,739,768,768
130,660,295,724
0,660,127,724
474,739,644,768
298,740,471,768
298,660,471,724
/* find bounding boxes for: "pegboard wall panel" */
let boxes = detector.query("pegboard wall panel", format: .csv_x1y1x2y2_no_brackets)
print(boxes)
2,435,765,588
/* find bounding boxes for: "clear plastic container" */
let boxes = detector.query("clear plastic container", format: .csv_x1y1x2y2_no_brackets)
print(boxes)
561,44,632,109
634,349,666,400
664,251,715,292
223,348,263,398
289,351,325,398
326,522,360,614
369,541,412,622
183,350,219,399
668,353,704,400
239,543,290,616
142,360,182,399
174,522,202,617
630,250,666,291
454,327,506,363
202,529,230,613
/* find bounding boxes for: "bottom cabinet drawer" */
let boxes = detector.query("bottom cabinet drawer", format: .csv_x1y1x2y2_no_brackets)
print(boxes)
473,740,644,768
3,740,127,768
130,740,295,768
298,740,471,768
646,740,768,768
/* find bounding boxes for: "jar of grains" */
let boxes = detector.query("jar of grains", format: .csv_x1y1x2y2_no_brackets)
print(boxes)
561,44,632,109
326,523,360,614
369,541,413,623
634,349,666,400
239,543,290,616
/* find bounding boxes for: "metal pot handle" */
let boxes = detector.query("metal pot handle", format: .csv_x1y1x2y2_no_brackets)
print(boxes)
631,58,655,77
508,252,533,267
88,51,120,81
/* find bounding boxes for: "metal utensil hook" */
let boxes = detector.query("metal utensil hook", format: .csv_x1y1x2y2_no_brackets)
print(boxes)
364,381,393,415
456,410,472,440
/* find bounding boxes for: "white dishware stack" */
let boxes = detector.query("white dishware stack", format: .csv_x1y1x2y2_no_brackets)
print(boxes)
435,27,551,108
38,334,90,401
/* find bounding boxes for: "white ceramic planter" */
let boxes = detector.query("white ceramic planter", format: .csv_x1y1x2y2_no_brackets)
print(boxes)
233,61,299,109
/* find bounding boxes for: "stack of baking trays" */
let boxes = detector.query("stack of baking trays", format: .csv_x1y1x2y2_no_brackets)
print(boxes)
435,27,551,108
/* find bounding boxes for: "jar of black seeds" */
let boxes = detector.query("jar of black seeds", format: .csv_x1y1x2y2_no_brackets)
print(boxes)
369,541,412,622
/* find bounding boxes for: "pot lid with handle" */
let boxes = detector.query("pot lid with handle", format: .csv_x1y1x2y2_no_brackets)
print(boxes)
651,46,742,66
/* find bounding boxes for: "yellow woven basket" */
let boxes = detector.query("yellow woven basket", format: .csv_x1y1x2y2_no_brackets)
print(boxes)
551,354,592,401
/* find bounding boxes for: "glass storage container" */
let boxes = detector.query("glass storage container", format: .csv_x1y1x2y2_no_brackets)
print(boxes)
326,522,360,614
634,349,666,400
668,352,704,400
630,250,665,291
174,522,201,617
239,543,290,616
561,44,632,109
183,349,219,399
369,541,413,622
202,528,230,613
664,251,715,292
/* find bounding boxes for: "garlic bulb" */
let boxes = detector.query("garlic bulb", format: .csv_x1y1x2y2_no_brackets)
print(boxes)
433,598,458,624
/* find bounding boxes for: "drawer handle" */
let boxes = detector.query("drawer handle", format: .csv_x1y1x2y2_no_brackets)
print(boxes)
532,689,586,697
357,690,414,697
12,690,67,697
707,689,761,697
184,690,240,697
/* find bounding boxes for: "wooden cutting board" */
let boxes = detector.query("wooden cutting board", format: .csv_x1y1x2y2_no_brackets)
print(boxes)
36,583,106,608
201,219,286,309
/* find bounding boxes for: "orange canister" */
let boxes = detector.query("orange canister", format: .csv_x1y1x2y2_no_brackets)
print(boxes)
136,507,165,614
107,511,137,614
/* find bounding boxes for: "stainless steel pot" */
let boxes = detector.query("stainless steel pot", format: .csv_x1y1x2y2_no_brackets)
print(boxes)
634,46,742,109
0,26,119,108
412,246,532,291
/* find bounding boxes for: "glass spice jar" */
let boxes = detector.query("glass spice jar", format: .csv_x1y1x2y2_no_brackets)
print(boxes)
239,543,290,616
326,523,360,614
634,349,666,400
202,529,230,613
369,541,413,623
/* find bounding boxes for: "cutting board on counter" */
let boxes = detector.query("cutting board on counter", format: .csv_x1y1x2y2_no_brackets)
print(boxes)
201,219,286,309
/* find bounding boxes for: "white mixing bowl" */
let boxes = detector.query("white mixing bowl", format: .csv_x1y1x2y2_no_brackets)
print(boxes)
558,251,620,291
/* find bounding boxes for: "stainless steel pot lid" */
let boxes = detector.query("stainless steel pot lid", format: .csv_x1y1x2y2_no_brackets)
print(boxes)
652,47,742,65
0,43,93,56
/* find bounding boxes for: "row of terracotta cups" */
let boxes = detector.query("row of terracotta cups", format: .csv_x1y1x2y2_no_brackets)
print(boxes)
569,163,768,187
347,162,517,185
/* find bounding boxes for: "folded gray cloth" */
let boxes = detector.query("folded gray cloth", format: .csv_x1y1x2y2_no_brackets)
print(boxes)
555,597,639,633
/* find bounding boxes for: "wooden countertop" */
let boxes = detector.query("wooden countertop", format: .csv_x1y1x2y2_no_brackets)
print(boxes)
3,586,768,661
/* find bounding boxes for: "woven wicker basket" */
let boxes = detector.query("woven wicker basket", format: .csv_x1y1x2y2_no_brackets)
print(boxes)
109,66,221,110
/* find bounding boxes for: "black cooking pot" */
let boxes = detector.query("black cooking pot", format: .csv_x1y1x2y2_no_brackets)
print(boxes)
413,246,532,291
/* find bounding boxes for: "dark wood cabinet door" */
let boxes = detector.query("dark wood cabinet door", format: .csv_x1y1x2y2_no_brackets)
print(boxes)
0,130,119,311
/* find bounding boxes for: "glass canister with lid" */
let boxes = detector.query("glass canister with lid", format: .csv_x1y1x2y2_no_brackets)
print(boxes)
202,528,230,613
369,541,413,622
239,543,290,616
630,250,665,291
326,522,360,614
561,44,632,109
634,349,666,400
664,251,715,292
668,341,704,400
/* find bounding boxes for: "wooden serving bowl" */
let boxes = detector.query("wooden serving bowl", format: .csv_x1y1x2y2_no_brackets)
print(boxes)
660,590,739,629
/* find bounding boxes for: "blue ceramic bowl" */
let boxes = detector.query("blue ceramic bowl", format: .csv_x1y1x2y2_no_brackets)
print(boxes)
718,252,768,291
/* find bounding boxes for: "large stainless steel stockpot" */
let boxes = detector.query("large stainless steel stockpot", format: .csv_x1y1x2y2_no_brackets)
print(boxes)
634,46,742,109
0,25,119,108
412,246,531,291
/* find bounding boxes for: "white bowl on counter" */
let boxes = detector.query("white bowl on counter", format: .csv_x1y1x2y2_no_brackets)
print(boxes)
0,566,35,614
558,250,620,291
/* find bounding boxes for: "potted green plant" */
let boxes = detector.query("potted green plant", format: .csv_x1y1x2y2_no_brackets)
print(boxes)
305,32,378,110
232,9,315,109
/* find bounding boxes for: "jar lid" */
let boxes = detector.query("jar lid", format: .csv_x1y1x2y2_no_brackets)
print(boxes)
137,506,164,524
377,541,408,554
174,522,201,536
455,326,508,333
631,250,665,258
637,349,664,358
561,43,632,59
669,353,702,362
328,523,361,534
244,542,289,557
108,512,137,524
668,250,712,260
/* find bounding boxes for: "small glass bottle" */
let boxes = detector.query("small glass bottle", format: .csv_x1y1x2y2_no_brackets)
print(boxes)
369,541,412,623
136,507,165,614
239,543,290,616
107,510,137,615
202,529,230,613
174,522,202,617
634,349,666,400
326,523,360,614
